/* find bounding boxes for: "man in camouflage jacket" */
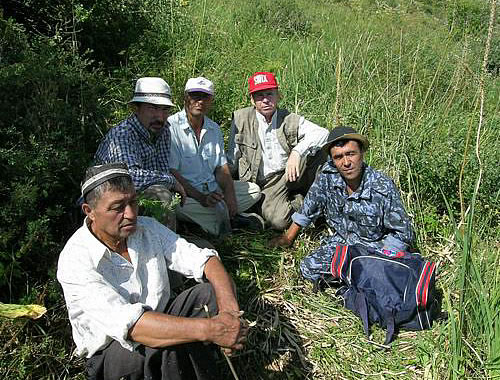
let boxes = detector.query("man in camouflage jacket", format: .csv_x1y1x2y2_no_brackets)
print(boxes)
270,126,415,252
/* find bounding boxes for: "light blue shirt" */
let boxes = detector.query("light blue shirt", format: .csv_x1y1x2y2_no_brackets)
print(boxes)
168,109,227,193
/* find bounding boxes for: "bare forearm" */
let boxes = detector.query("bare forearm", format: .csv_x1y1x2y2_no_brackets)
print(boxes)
204,256,239,313
129,307,243,350
269,222,302,248
215,164,238,216
285,222,301,242
129,311,209,348
215,165,235,196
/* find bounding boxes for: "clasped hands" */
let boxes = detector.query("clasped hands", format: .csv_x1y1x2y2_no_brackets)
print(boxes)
207,310,248,356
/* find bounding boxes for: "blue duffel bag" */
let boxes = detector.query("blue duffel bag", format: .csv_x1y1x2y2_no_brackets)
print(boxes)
300,243,440,344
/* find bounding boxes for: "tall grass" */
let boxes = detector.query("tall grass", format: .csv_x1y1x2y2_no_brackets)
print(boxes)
1,0,498,378
445,2,499,378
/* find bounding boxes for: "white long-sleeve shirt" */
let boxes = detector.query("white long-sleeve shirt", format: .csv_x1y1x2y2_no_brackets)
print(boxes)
57,216,217,358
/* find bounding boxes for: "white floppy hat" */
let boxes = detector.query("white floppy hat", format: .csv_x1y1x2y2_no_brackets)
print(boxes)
184,77,214,95
129,77,174,106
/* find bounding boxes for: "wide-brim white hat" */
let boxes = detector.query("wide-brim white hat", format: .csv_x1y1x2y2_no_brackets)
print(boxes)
129,77,174,106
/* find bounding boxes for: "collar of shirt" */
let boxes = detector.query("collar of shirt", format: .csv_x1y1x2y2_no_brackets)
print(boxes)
255,109,277,129
324,161,376,200
177,108,216,135
82,217,144,268
81,217,112,268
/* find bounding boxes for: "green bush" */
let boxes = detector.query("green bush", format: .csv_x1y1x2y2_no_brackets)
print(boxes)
2,0,150,70
235,0,313,38
0,16,109,298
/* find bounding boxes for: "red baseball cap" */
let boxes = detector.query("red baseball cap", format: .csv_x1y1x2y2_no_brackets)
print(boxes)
248,72,279,94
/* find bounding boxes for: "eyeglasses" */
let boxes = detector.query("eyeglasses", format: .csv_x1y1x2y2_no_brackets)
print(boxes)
251,90,278,101
188,92,212,101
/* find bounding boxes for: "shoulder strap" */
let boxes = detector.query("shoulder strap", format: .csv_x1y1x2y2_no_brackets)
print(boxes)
416,261,436,309
355,292,370,339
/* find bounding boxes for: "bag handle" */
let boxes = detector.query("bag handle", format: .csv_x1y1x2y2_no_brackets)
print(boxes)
355,292,396,345
355,292,370,338
384,309,396,345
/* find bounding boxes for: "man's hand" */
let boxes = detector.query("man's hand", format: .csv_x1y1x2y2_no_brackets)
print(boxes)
200,192,224,208
173,181,187,206
224,191,238,218
269,222,301,248
286,150,301,182
269,234,294,248
207,311,247,352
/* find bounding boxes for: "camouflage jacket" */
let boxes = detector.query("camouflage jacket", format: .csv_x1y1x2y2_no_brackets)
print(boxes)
292,161,415,251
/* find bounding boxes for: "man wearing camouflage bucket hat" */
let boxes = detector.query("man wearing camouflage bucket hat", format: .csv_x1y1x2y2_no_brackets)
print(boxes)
95,77,187,230
57,163,247,379
270,126,415,252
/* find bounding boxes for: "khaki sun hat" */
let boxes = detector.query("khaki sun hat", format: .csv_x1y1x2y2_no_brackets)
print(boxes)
129,77,174,107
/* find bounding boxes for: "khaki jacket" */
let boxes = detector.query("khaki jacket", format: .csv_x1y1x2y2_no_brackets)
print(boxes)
231,107,301,183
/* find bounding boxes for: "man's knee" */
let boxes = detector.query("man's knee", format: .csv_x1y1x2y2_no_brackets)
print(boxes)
263,207,291,231
268,217,291,231
170,282,218,318
141,184,173,204
192,283,218,317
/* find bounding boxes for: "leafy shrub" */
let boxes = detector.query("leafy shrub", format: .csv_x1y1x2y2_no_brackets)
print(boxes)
447,0,491,38
2,0,150,70
487,34,500,75
0,16,109,298
400,115,500,232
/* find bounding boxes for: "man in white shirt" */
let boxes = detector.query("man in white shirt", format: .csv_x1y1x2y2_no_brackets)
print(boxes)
228,72,329,230
57,163,247,379
168,77,263,237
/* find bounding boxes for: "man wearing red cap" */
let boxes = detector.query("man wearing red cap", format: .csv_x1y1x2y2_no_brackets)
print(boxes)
228,72,329,230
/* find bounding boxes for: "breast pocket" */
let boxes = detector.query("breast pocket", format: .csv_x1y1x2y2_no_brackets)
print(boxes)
180,151,200,176
235,133,257,149
356,212,383,240
201,144,217,170
234,134,257,180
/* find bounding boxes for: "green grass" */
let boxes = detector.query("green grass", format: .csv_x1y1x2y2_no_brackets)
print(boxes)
1,0,499,378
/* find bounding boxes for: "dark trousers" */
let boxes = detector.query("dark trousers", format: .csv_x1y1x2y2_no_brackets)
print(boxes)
86,283,220,380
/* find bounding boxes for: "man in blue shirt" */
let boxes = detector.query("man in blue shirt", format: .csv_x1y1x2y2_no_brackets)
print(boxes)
168,77,263,237
95,77,187,229
270,126,415,251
